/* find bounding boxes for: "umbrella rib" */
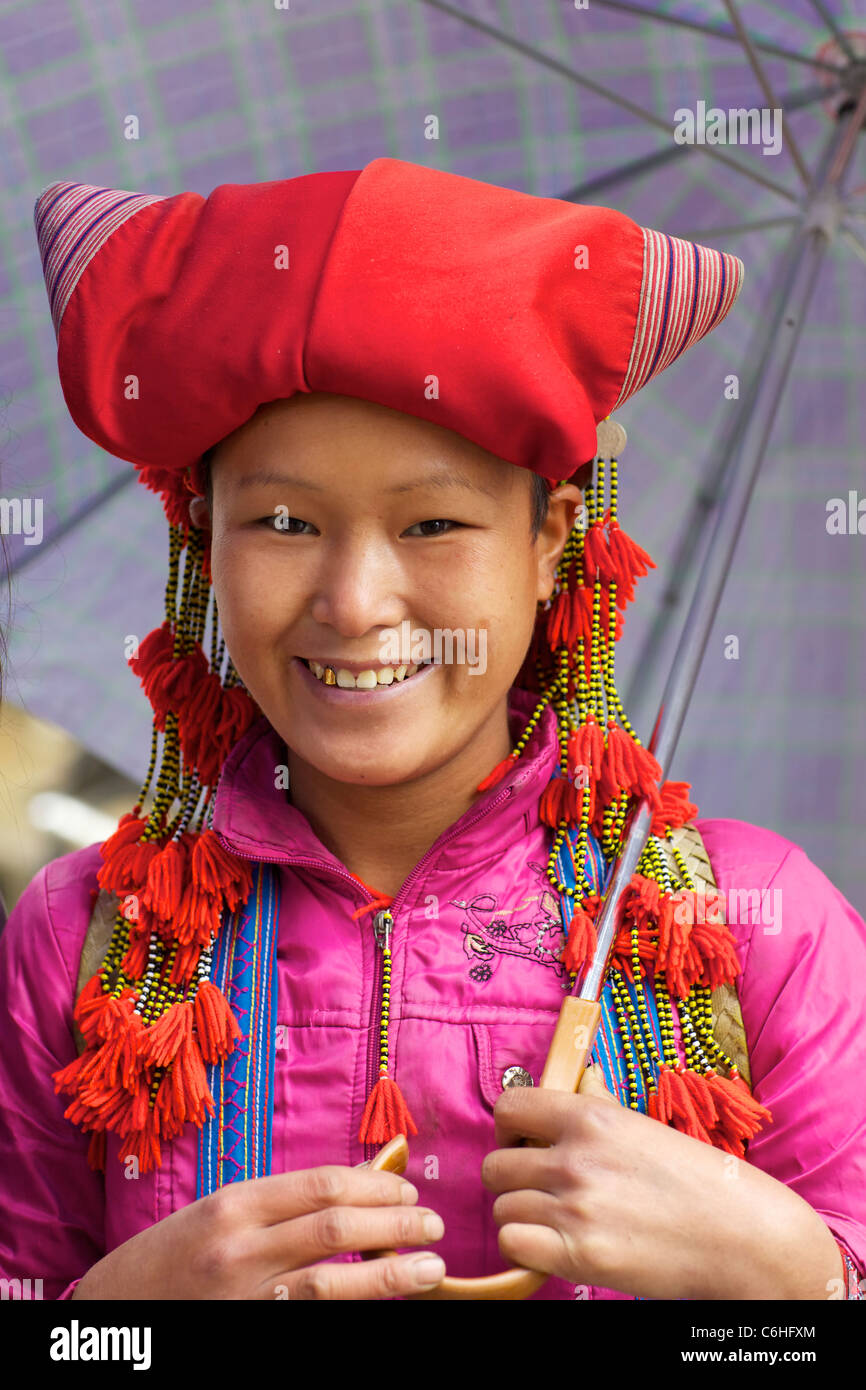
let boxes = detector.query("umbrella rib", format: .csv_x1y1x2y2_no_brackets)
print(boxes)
554,79,845,202
720,0,813,189
669,215,800,240
8,470,138,578
839,222,866,266
587,0,848,74
418,0,799,205
804,0,860,65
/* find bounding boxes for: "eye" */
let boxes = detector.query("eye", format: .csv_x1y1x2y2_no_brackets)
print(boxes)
256,514,313,535
404,519,462,537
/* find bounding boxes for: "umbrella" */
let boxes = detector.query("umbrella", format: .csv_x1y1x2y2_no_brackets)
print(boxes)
2,0,864,908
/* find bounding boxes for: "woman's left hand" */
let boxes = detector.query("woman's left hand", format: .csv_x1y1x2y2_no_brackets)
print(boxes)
481,1066,840,1300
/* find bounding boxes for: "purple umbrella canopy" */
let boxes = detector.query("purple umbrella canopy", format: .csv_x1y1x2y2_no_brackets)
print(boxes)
1,0,864,906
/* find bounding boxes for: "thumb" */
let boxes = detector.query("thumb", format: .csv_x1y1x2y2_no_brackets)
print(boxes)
577,1062,617,1103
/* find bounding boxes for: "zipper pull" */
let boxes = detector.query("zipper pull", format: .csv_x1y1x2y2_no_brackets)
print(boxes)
373,909,393,950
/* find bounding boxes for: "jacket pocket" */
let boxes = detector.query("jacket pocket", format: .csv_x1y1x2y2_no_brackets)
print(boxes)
472,1015,560,1109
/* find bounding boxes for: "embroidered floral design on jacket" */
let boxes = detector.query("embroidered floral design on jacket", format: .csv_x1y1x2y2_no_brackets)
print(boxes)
454,860,567,984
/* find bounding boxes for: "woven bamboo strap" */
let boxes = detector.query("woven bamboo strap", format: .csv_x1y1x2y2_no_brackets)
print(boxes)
656,824,752,1089
73,888,118,1056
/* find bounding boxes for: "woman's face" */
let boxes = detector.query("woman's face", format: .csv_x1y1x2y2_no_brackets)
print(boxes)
189,392,581,789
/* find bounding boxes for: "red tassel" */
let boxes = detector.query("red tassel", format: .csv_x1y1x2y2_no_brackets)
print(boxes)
161,643,209,707
358,1070,419,1144
679,1068,720,1131
121,933,150,978
567,716,605,780
138,1000,194,1068
476,751,519,793
140,837,188,919
170,940,209,987
128,622,175,700
179,673,223,774
97,816,163,895
215,682,258,746
118,1117,163,1175
647,1064,772,1155
656,890,741,996
72,973,112,1047
598,722,663,809
647,1064,713,1143
539,776,567,828
173,876,222,948
83,1008,147,1092
545,590,570,652
606,518,656,604
623,872,661,925
53,1048,101,1095
612,921,656,980
703,1071,772,1156
561,905,597,972
174,1031,215,1128
194,979,243,1063
191,828,254,910
651,780,698,834
582,519,616,585
689,916,742,990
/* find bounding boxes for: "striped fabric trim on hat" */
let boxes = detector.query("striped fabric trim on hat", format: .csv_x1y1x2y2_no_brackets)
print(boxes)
33,181,166,339
612,227,744,410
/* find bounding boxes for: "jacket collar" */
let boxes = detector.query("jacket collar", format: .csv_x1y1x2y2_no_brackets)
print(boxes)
212,685,560,873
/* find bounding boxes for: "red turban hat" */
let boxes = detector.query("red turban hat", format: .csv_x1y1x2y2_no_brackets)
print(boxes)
35,156,743,526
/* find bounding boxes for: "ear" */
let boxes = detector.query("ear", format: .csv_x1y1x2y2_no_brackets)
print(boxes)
535,481,583,604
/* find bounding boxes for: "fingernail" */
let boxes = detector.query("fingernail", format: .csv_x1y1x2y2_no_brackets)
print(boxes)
399,1183,419,1203
411,1254,446,1286
422,1212,445,1240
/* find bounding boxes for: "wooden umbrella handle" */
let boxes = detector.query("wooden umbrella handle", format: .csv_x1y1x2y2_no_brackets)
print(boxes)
361,996,603,1300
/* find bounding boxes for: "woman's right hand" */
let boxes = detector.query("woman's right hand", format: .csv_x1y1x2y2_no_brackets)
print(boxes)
71,1164,446,1300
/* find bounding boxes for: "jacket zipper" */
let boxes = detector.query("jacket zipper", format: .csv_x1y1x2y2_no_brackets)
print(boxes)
366,908,392,1162
214,778,519,1161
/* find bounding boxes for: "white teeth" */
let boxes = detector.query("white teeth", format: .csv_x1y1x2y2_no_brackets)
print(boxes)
305,660,422,689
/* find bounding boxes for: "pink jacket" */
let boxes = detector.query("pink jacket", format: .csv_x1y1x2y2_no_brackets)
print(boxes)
1,686,865,1300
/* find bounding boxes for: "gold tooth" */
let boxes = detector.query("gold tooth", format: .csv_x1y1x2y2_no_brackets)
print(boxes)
323,666,337,685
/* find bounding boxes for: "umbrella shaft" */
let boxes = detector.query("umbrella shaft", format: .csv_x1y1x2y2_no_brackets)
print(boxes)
581,108,865,1004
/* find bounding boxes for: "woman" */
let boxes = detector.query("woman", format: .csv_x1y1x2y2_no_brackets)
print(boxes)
0,158,863,1300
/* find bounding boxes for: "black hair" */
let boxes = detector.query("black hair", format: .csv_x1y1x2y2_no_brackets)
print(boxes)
529,471,549,542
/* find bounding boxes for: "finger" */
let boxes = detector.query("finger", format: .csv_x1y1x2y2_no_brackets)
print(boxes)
496,1221,571,1283
578,1062,618,1103
491,1187,563,1234
215,1164,419,1227
481,1145,555,1197
492,1086,576,1150
259,1251,448,1301
255,1201,445,1273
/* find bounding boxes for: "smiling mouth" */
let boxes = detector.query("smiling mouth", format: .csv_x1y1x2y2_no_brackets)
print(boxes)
302,659,435,689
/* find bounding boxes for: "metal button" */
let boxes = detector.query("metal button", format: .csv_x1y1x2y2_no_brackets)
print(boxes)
501,1065,534,1089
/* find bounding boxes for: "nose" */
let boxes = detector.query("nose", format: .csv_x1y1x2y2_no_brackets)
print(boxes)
307,531,407,638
